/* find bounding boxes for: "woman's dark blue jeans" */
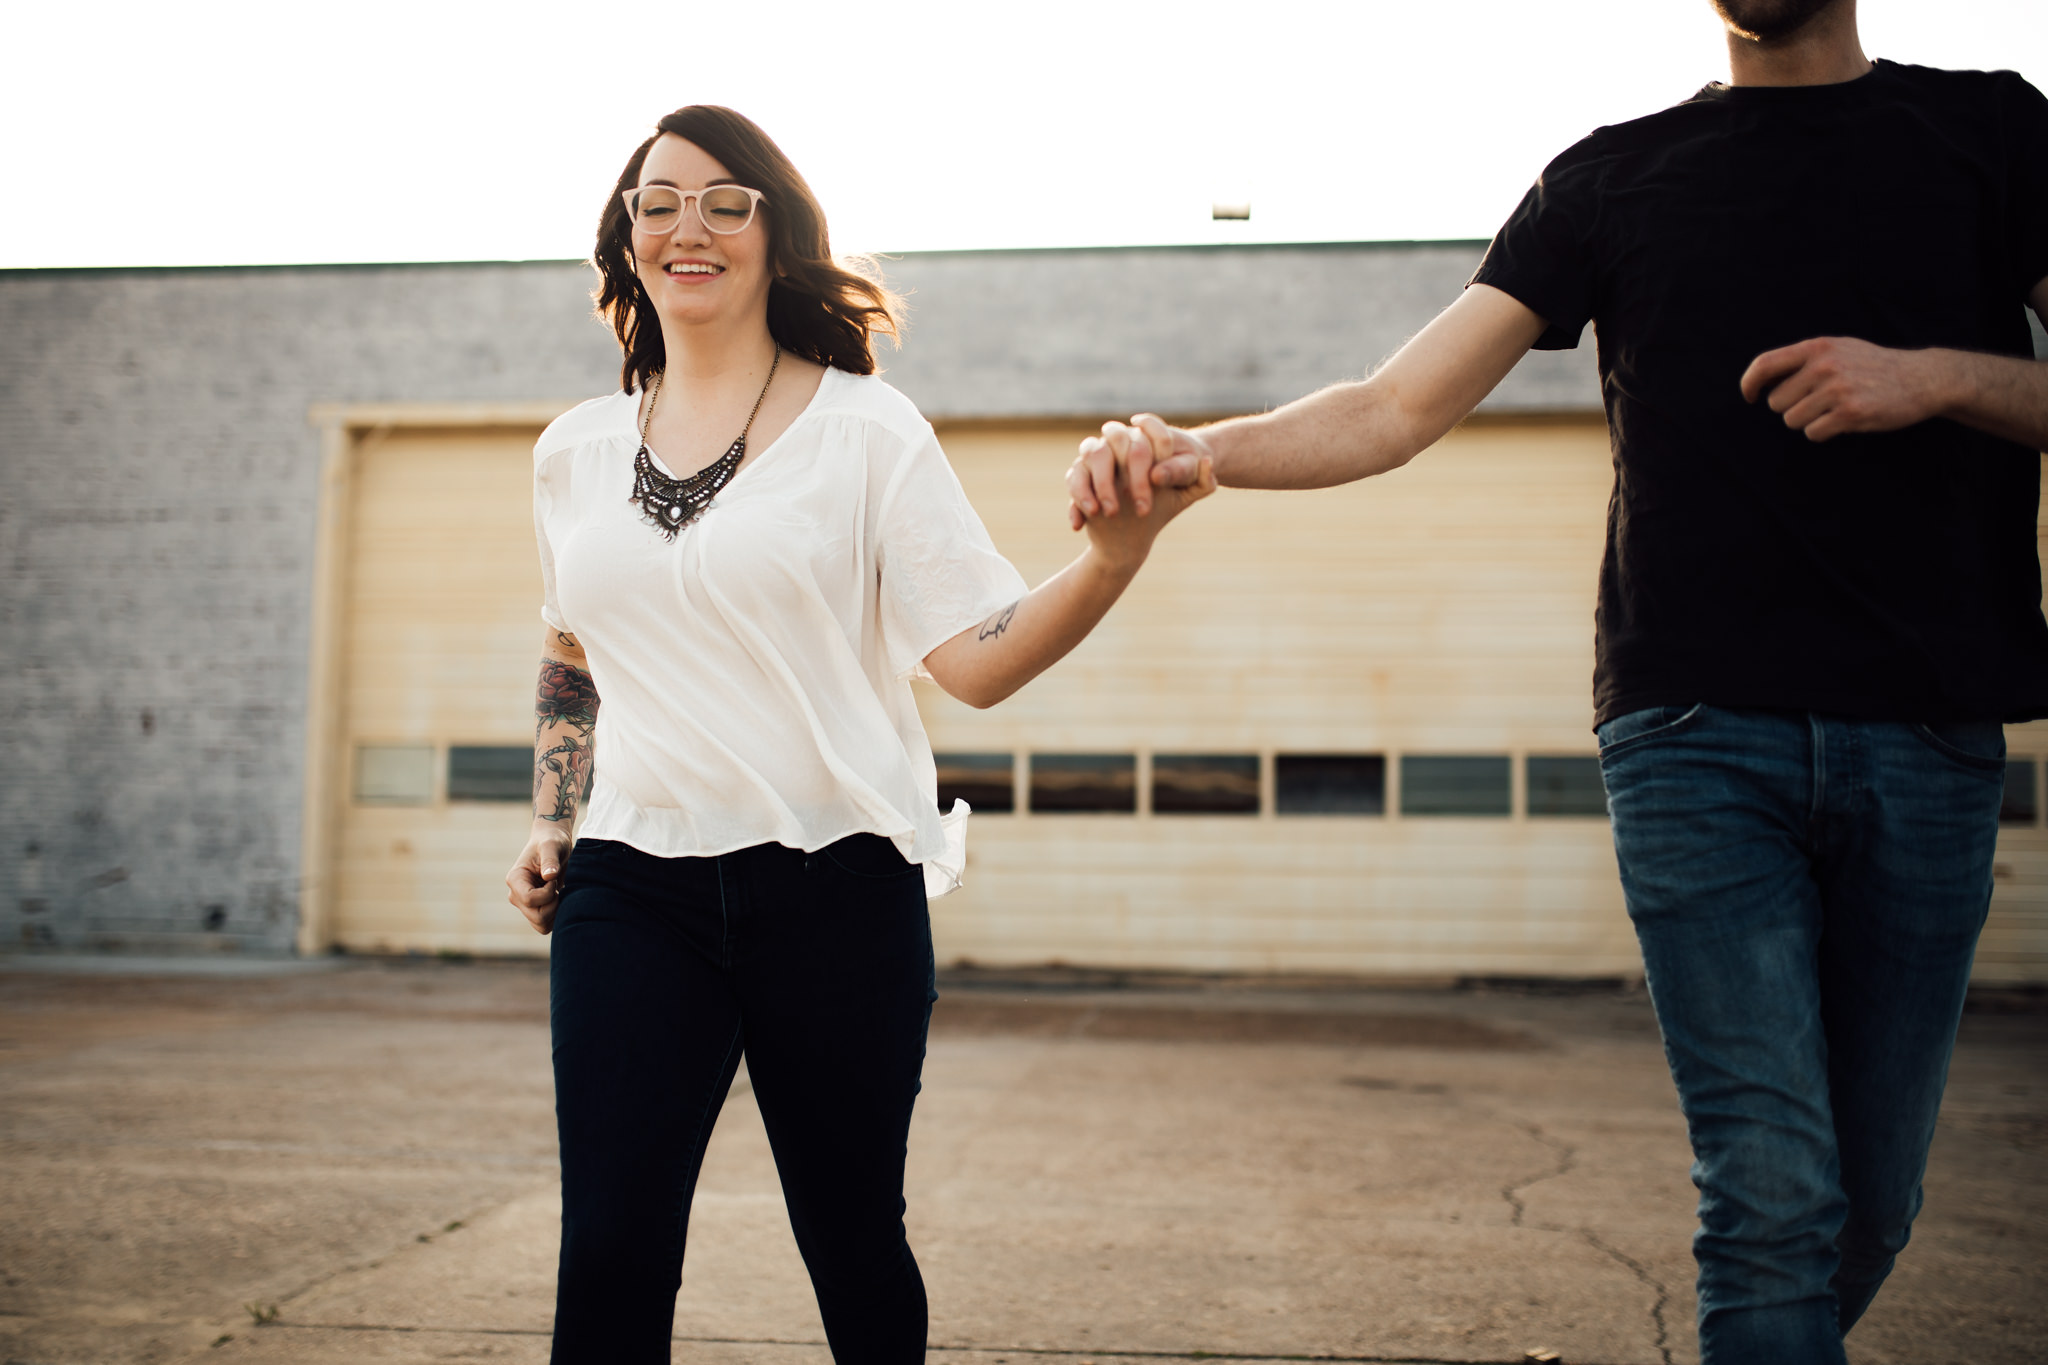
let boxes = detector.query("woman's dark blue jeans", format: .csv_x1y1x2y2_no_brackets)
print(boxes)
547,834,937,1364
1599,705,2002,1365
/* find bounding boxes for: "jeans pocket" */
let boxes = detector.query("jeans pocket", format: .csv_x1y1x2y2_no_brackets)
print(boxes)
814,833,919,881
559,838,626,897
1597,703,1706,760
1908,720,2007,772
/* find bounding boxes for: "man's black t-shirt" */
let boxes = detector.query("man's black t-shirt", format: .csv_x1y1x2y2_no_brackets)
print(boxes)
1472,60,2048,728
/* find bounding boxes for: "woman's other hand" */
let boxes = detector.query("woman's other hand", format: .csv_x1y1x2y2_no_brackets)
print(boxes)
505,821,573,934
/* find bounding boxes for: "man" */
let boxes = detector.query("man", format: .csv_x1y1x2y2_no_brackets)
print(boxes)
1070,2,2048,1360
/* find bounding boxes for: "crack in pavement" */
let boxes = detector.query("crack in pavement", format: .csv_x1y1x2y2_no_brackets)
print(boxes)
1492,1118,1673,1365
211,1181,557,1343
1498,1121,1576,1229
210,1075,755,1335
1336,1084,1677,1363
1578,1232,1673,1365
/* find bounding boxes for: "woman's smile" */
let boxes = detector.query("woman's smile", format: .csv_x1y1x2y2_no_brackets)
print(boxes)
661,257,726,282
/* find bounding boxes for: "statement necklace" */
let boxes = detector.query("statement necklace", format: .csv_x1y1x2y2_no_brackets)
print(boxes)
629,346,781,540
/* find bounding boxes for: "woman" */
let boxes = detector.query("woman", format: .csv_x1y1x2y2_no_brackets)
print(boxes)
504,105,1211,1364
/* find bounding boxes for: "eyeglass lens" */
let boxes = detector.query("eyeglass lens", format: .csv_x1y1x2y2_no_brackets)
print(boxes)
630,186,757,235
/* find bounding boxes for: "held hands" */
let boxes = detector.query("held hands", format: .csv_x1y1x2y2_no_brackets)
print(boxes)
1066,413,1219,539
504,822,572,935
1742,337,1960,442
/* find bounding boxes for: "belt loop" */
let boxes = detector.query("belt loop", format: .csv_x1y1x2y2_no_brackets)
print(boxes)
1809,711,1827,822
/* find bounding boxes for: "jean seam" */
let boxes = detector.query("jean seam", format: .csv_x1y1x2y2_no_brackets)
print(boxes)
663,1021,743,1291
715,854,733,971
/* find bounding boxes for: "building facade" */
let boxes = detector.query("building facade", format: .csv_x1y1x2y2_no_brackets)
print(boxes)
4,247,2045,980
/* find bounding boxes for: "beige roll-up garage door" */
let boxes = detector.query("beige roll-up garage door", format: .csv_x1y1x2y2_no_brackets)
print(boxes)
330,424,550,956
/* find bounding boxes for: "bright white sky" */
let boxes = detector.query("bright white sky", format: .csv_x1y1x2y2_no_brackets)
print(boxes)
3,0,2042,269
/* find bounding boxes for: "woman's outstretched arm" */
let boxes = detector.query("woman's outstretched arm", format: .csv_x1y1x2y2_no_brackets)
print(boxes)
504,628,599,934
922,458,1216,709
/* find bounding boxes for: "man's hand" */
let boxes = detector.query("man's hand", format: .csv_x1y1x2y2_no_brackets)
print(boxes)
1741,337,1959,442
1066,415,1216,530
1076,450,1218,561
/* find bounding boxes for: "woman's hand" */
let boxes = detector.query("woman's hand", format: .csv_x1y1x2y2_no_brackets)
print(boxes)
921,446,1216,709
1076,444,1217,568
1067,415,1217,530
505,820,573,934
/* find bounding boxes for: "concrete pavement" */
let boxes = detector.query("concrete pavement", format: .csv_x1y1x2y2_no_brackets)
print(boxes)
0,960,2041,1365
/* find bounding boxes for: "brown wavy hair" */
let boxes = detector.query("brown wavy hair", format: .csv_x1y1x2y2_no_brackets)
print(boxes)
594,106,901,392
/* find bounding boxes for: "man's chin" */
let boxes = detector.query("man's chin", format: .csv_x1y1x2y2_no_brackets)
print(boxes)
1710,0,1838,43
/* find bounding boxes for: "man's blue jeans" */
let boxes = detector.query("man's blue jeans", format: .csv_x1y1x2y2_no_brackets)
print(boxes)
1597,705,2003,1365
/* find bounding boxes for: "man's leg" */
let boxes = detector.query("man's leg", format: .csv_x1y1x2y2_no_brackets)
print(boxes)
1813,718,2001,1333
1599,705,1847,1365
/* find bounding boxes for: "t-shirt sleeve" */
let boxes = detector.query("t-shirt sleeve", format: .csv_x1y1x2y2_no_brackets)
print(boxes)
1469,138,1608,351
534,455,571,634
872,424,1031,682
1996,72,2048,301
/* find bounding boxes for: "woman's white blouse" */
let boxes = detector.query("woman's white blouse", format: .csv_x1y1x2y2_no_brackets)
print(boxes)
533,367,1027,896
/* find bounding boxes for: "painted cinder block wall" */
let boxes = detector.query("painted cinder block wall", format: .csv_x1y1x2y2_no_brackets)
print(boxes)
0,263,619,953
0,245,1599,955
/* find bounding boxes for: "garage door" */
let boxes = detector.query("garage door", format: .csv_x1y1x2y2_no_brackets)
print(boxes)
331,425,550,955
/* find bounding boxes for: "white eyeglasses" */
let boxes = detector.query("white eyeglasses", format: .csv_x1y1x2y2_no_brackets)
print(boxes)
621,184,766,236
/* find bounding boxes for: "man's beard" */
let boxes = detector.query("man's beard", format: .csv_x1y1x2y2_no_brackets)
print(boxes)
1710,0,1840,42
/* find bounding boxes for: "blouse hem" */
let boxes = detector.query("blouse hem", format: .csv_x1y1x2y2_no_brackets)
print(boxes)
575,799,972,899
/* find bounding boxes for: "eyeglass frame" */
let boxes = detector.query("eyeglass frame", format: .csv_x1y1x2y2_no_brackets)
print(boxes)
620,183,768,237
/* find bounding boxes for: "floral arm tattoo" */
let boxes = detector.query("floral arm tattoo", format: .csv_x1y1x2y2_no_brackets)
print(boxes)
534,659,599,825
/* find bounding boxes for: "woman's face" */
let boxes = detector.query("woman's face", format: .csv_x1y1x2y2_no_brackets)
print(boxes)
630,134,775,331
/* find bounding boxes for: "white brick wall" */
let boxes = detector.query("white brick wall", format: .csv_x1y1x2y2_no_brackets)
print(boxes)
0,262,619,953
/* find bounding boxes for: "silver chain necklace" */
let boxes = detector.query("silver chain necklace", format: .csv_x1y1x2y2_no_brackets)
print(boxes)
629,347,781,540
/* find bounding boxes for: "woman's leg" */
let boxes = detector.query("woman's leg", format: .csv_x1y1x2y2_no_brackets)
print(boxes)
549,840,744,1365
725,837,936,1365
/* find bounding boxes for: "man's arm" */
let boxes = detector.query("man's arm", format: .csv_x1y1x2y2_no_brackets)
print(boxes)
1739,277,2048,450
1067,284,1550,519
